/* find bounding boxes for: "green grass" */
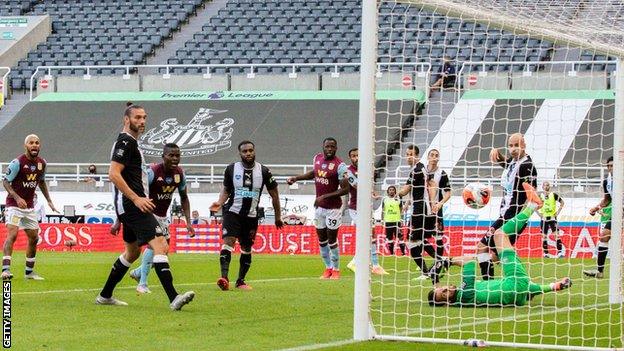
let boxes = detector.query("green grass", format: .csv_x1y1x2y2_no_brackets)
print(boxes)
4,252,622,350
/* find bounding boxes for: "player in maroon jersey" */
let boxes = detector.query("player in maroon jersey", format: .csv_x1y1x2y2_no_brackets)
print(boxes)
2,134,58,280
111,143,194,294
315,147,388,275
287,138,350,279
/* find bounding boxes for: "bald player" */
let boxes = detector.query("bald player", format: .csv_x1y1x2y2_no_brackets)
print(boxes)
476,133,538,280
2,134,58,280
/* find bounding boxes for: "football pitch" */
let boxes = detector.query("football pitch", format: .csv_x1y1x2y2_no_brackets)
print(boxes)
5,251,620,350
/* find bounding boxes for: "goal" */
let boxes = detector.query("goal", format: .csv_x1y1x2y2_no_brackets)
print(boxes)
354,1,624,350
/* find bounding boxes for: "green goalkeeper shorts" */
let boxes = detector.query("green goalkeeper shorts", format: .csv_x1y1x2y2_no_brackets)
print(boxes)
500,249,530,305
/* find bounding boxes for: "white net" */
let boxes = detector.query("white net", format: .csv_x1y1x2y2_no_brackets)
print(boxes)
364,1,624,349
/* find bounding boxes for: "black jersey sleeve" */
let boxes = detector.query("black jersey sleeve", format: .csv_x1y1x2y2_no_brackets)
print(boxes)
519,161,538,187
439,171,451,192
111,137,135,166
262,165,278,190
223,164,234,192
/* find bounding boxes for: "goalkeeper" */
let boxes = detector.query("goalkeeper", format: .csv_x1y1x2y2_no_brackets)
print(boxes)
428,183,572,307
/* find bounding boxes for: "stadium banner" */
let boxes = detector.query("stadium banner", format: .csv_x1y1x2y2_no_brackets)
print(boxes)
0,222,602,257
0,223,124,252
171,223,603,258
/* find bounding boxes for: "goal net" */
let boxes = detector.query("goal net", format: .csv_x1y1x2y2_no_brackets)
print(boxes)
355,1,624,350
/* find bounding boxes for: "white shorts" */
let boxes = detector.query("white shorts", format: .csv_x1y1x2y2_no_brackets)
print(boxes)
4,207,39,230
315,207,342,230
348,209,357,223
154,215,171,239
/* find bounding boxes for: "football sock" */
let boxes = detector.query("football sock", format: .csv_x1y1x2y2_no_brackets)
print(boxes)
139,248,154,286
319,241,331,268
237,252,252,282
329,242,340,270
597,241,609,273
153,255,178,302
100,255,131,299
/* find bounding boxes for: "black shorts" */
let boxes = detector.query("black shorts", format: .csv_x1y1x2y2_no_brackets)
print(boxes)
540,218,559,234
222,211,259,249
409,214,437,242
604,220,612,231
118,210,164,246
385,222,401,240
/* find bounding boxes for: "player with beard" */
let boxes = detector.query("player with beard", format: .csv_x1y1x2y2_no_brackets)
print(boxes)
96,102,195,310
398,145,438,280
2,134,58,280
477,133,537,280
211,140,283,290
288,138,350,279
111,143,195,294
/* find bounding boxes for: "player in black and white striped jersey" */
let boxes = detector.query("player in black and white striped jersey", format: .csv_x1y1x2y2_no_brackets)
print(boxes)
477,133,538,280
211,140,284,291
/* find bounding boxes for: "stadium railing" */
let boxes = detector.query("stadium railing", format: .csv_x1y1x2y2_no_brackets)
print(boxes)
28,62,432,100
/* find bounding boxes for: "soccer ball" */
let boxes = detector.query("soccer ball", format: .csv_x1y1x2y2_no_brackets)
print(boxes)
462,183,491,209
286,244,297,255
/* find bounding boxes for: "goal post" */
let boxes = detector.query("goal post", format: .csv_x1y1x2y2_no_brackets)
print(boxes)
356,0,624,349
353,0,377,341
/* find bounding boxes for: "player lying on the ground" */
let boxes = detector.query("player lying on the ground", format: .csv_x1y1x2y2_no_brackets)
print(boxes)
428,183,572,307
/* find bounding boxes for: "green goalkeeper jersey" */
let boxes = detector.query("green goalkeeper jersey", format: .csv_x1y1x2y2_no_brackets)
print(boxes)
455,250,531,307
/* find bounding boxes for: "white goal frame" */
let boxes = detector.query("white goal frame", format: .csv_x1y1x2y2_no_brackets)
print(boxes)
354,0,624,349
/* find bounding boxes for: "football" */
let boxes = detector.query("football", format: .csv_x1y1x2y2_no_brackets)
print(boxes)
462,183,492,209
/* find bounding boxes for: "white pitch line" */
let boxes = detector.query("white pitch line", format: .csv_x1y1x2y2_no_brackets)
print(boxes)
406,301,614,335
275,339,357,351
12,276,326,295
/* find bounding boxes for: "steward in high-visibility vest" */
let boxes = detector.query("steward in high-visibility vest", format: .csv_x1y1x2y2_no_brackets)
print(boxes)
538,181,564,258
382,186,404,256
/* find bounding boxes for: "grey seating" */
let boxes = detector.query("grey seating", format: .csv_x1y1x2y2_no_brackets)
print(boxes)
9,0,207,89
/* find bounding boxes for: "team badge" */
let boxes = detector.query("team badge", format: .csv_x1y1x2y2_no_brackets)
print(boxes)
235,174,242,180
328,163,335,170
37,163,42,171
116,149,124,157
174,174,180,183
165,177,173,184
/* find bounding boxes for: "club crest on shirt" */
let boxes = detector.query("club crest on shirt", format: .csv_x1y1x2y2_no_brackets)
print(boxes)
235,174,242,180
139,108,234,158
328,163,335,170
37,163,42,171
174,174,180,183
